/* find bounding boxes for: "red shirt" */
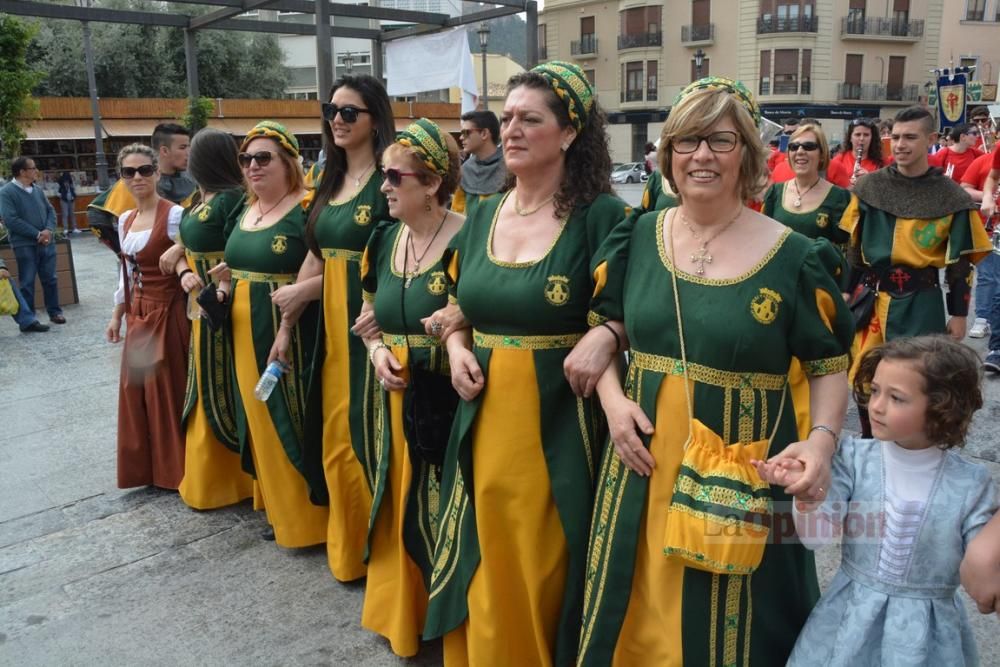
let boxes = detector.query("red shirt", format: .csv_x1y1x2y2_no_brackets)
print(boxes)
825,151,884,188
770,159,795,184
928,146,984,182
960,151,995,190
767,148,784,172
994,147,1000,170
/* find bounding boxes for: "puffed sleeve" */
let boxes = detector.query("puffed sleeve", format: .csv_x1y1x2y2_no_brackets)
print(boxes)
589,210,647,326
792,434,860,550
113,210,131,306
360,220,396,303
787,238,854,376
583,193,631,262
166,205,183,241
761,183,779,217
961,464,999,550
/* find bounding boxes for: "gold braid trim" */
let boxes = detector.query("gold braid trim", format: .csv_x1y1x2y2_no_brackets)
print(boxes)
230,269,296,285
473,329,583,350
630,350,787,391
723,575,743,667
587,310,609,327
662,545,757,576
383,333,440,348
803,354,849,376
320,247,363,262
675,476,771,514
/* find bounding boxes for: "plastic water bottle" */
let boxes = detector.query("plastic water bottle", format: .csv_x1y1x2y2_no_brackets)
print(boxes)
254,361,288,401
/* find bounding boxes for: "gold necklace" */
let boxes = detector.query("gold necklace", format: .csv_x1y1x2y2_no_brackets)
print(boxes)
347,160,375,188
513,189,556,216
253,192,289,226
404,211,448,288
679,206,743,275
790,177,821,208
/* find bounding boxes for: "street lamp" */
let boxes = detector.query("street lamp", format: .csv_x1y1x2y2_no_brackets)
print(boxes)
694,48,706,80
477,22,491,110
76,0,109,189
343,51,354,74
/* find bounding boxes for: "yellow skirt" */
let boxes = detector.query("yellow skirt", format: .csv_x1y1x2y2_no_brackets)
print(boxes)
361,349,430,657
179,317,254,510
443,349,569,667
849,291,892,381
231,280,328,547
320,257,372,581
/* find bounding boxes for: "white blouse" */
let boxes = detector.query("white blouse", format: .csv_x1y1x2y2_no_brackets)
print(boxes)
113,206,184,305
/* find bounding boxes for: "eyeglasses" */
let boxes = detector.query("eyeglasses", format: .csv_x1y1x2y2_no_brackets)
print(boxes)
382,168,420,187
671,131,739,154
788,141,820,152
459,128,482,138
120,165,156,179
237,151,273,168
321,103,370,123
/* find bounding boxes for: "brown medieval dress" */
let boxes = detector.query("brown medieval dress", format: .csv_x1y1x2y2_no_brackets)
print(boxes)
115,199,190,489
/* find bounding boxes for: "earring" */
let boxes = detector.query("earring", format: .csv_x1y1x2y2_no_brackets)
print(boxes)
561,142,570,152
424,194,432,212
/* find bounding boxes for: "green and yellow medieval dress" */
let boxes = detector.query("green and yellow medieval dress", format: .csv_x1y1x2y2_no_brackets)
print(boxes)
762,182,851,439
634,171,678,216
358,220,453,657
578,208,854,667
225,197,328,547
424,192,630,666
177,188,253,510
304,171,389,581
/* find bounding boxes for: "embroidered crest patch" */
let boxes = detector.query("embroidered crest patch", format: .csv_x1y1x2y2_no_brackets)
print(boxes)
427,271,447,296
912,217,946,249
354,204,372,226
544,275,570,306
750,287,782,325
271,234,288,255
196,204,211,222
815,212,829,229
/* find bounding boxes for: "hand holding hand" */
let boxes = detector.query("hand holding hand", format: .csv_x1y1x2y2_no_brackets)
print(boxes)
180,271,204,293
423,302,469,341
159,244,186,275
564,325,619,398
449,347,484,401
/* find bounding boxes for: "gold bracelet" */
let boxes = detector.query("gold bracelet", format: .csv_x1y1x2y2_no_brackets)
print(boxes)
809,424,838,445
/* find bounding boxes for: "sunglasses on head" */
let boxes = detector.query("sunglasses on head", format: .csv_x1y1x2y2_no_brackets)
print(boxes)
382,167,420,187
322,103,370,123
851,118,876,128
788,141,820,152
237,151,273,168
120,164,156,179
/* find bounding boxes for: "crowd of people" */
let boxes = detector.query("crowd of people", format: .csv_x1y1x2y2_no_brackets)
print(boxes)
5,62,1000,665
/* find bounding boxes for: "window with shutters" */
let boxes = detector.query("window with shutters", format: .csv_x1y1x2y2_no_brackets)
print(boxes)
619,7,662,48
966,0,985,21
774,49,799,94
842,54,863,100
579,17,596,54
624,62,644,102
647,60,658,101
846,0,865,32
801,50,812,94
887,56,905,100
760,50,771,95
538,25,547,60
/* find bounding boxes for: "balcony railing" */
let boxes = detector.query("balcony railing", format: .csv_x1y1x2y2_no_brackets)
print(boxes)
618,32,662,49
772,80,801,95
647,88,657,101
621,89,644,102
838,82,920,102
759,80,770,96
757,15,819,34
841,16,924,38
681,23,714,43
571,35,598,55
966,9,985,21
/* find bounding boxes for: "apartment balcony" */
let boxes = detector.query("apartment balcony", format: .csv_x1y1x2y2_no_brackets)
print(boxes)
618,32,662,50
681,23,714,45
757,15,818,34
620,89,644,103
758,80,811,96
841,16,923,41
571,35,598,58
838,81,920,103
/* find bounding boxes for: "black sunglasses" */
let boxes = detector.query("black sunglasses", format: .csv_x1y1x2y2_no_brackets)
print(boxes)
788,141,820,152
382,168,420,187
322,103,370,123
237,151,273,168
459,128,483,138
120,164,156,179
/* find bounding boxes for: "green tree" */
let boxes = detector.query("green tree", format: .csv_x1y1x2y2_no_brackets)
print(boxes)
181,97,214,133
0,16,43,177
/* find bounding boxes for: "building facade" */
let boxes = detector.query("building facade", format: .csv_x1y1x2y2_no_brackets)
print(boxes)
540,0,1000,161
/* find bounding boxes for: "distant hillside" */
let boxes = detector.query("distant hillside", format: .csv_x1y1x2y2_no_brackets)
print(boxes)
466,14,527,67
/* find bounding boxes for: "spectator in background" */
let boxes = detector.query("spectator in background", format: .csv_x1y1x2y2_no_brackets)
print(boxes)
0,256,49,332
826,117,888,189
453,109,506,214
929,123,984,182
0,157,65,325
969,106,993,151
961,145,998,340
643,141,657,174
57,171,78,234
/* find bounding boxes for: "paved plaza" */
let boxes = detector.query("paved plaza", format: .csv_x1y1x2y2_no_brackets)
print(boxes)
1,229,998,666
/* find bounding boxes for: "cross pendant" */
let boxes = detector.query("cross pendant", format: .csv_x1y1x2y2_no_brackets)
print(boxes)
690,245,712,275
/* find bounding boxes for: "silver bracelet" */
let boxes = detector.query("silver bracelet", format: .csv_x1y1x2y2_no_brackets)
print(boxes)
368,341,388,364
809,424,838,444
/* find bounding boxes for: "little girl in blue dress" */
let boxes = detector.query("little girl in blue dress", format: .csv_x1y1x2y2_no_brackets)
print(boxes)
757,335,997,667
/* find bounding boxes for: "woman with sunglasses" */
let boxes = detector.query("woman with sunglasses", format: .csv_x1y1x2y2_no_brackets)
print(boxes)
266,75,395,581
423,62,630,666
219,120,329,547
157,128,254,510
354,119,463,657
105,143,190,490
577,78,853,665
826,118,889,189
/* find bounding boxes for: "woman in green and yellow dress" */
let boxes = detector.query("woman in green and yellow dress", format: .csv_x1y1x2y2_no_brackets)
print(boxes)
268,75,396,581
422,63,630,666
356,119,464,657
163,128,254,510
221,121,328,547
761,123,851,440
634,168,678,216
577,79,854,666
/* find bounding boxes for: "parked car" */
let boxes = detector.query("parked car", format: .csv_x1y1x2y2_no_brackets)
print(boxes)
611,162,646,184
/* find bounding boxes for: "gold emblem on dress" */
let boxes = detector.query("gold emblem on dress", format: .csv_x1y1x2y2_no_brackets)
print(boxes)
815,212,829,229
271,234,288,255
427,271,447,296
544,275,571,306
195,204,211,222
354,204,373,226
750,287,782,325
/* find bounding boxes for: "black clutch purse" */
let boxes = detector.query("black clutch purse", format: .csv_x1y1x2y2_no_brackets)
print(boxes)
847,284,876,331
402,364,459,467
196,281,229,331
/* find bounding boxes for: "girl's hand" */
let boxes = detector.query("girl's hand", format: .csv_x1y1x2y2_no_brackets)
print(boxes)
180,271,204,294
961,520,1000,616
751,457,804,487
605,395,655,476
449,347,484,401
106,316,123,343
351,309,382,339
372,347,406,391
564,325,619,398
423,302,469,341
766,433,834,502
267,326,291,366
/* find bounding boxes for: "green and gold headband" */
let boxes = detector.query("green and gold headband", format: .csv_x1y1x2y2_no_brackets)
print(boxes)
396,118,450,176
673,76,761,127
531,60,594,133
241,120,300,159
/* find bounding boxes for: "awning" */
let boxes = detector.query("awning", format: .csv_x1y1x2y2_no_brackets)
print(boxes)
206,118,322,137
23,120,106,141
101,119,156,138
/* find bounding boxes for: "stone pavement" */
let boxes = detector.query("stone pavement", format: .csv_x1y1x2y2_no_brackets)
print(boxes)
1,235,998,666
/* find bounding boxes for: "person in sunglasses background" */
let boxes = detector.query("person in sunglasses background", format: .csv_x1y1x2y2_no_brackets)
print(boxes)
104,143,190,491
156,128,254,511
826,117,889,189
266,75,396,582
219,120,329,548
353,118,463,657
929,123,984,183
452,109,506,215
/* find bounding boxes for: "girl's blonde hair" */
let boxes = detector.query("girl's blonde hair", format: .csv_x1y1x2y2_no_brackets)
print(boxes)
117,143,158,170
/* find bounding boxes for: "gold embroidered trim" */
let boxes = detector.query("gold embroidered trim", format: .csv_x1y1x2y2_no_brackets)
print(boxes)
662,545,757,576
743,578,753,667
486,191,569,268
320,247,363,262
430,471,470,597
675,476,771,514
447,294,458,304
361,289,375,303
667,503,769,532
473,329,583,350
383,333,440,348
630,350,787,390
724,575,743,667
587,310,609,327
577,397,595,481
389,225,442,280
803,354,849,376
230,269,296,285
709,574,720,667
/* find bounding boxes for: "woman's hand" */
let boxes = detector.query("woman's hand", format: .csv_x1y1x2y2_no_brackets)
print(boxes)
106,315,123,343
207,261,231,285
158,243,186,275
604,394,655,476
180,270,204,294
372,347,407,391
423,302,469,341
449,346,484,401
267,325,291,366
351,307,382,339
270,284,307,317
564,324,621,398
961,515,1000,616
765,433,835,502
